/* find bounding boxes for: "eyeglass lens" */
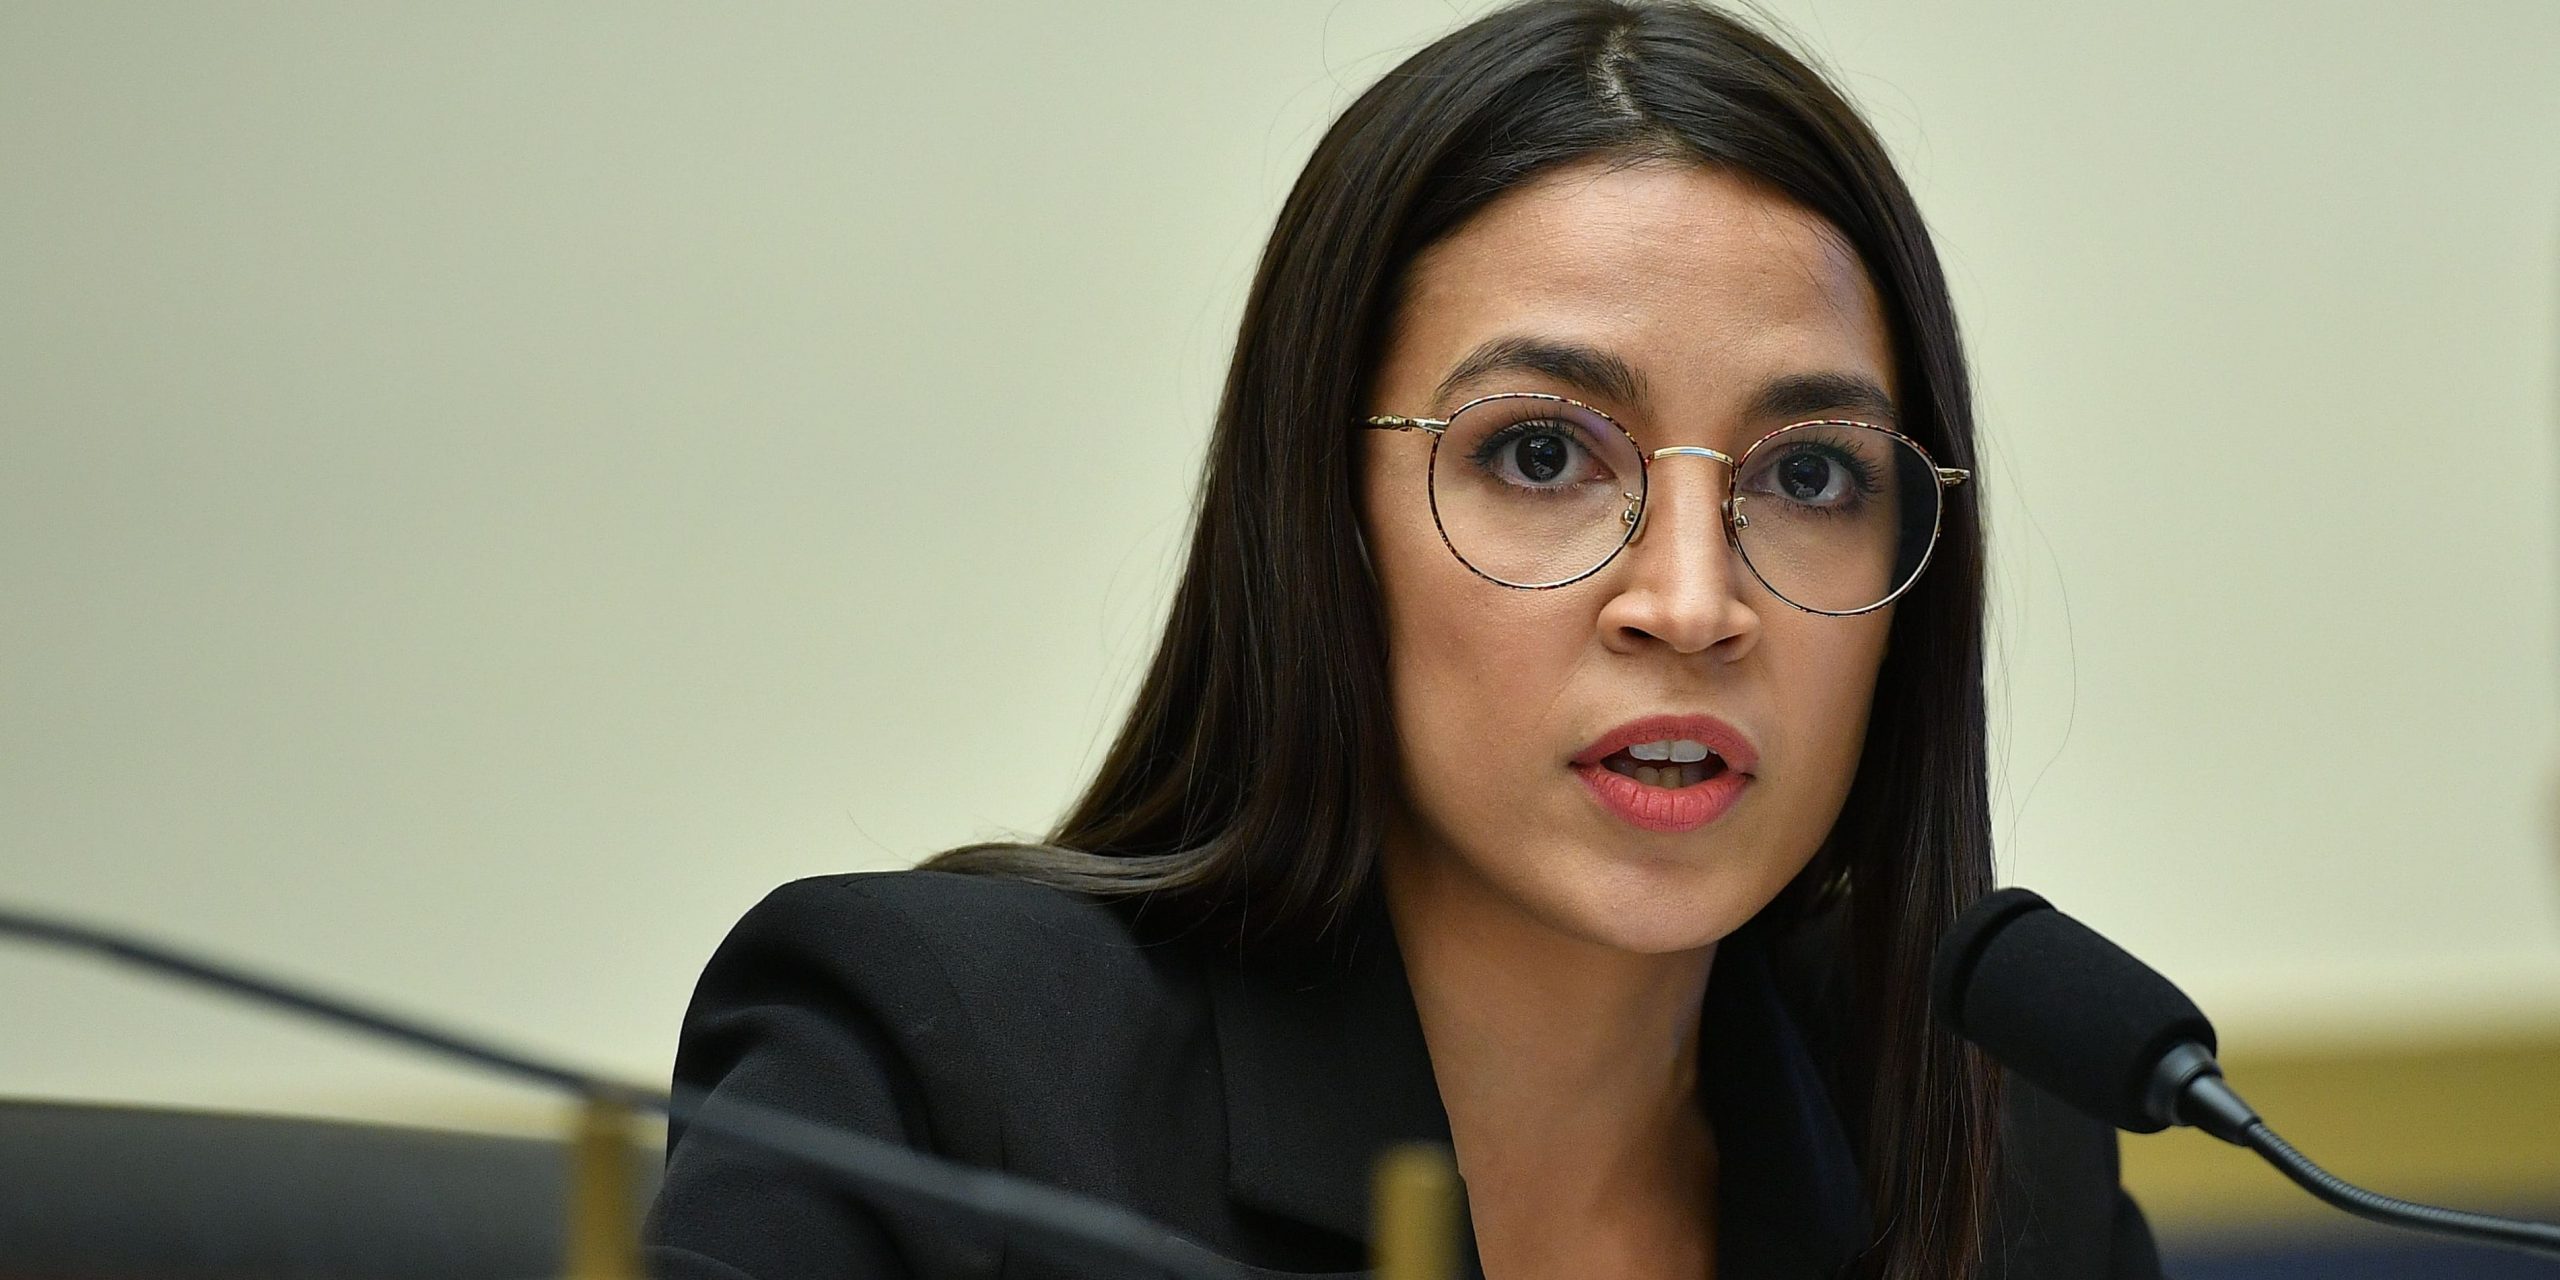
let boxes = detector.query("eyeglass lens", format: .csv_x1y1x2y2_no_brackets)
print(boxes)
1427,396,1942,612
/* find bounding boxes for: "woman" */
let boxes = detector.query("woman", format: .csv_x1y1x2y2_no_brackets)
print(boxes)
647,2,2161,1277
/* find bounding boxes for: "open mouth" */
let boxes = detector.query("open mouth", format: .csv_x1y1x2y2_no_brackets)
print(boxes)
1598,740,1729,790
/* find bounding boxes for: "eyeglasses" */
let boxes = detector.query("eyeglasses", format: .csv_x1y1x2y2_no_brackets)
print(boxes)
1363,392,1970,616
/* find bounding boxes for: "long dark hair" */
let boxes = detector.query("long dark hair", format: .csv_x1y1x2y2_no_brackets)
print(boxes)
927,2,1998,1274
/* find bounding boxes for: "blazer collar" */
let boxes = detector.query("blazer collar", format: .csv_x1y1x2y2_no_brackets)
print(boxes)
1206,894,1867,1279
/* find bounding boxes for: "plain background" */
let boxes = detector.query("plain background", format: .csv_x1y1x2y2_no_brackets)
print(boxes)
4,1,2557,1135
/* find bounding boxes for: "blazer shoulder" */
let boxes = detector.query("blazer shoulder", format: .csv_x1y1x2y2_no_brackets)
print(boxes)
732,867,1163,963
742,867,1144,940
703,869,1202,1042
662,871,1176,1276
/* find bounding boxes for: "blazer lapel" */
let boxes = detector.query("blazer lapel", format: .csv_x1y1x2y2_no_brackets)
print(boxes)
1206,891,1471,1254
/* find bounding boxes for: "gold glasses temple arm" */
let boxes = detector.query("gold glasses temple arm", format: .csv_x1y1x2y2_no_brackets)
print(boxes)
1935,466,1971,487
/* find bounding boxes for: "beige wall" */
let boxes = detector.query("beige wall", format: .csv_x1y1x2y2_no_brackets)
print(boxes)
5,2,2557,1135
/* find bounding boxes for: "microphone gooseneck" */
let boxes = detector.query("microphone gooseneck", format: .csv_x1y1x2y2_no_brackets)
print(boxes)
1933,888,2560,1261
0,903,1264,1280
2242,1122,2560,1255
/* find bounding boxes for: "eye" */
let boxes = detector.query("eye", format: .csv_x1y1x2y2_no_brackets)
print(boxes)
1469,419,1608,491
1741,438,1881,511
1777,451,1847,503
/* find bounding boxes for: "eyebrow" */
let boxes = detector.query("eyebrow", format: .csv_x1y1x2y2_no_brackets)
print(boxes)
1745,370,1900,426
1433,336,1900,429
1433,336,1649,410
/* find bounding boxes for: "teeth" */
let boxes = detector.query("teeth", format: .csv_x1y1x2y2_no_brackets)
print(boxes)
1600,756,1717,788
1629,741,1672,761
1624,738,1716,764
1670,739,1710,763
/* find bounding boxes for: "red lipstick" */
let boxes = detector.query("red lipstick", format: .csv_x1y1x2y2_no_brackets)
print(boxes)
1569,714,1758,834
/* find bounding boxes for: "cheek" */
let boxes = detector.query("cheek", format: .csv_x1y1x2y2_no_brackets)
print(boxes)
1768,615,1891,808
1362,459,1585,802
1380,562,1585,776
1381,601,1596,906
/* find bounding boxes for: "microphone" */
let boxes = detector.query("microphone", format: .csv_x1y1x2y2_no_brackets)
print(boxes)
1933,888,2560,1260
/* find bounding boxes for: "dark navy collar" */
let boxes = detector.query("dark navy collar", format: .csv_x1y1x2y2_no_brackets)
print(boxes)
1207,895,1869,1278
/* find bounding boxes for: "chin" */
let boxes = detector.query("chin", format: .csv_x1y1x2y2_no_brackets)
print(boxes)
1533,856,1782,956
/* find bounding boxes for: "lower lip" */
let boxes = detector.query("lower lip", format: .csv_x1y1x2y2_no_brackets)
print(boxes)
1571,762,1751,833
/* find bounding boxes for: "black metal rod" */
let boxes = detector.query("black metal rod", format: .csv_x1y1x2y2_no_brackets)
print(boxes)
2243,1122,2560,1261
0,903,1260,1280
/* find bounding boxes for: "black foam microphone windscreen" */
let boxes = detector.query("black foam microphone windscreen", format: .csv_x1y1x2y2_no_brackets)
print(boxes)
1931,889,2218,1133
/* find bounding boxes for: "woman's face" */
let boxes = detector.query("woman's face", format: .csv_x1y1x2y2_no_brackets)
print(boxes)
1362,159,1898,955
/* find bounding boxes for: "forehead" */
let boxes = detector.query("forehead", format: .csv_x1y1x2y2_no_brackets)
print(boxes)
1380,159,1895,418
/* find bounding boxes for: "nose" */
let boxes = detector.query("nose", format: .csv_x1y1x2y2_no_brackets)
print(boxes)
1593,453,1761,660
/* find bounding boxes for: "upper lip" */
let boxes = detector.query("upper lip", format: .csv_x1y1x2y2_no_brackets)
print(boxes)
1572,714,1760,774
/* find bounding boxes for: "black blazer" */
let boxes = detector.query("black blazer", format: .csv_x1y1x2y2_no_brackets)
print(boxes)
645,870,2163,1279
